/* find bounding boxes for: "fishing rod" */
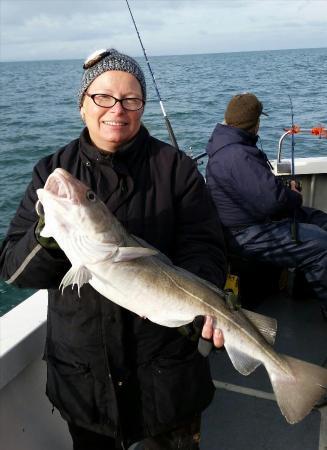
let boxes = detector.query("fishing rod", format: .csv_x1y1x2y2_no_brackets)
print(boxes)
193,151,207,162
288,95,298,242
125,0,179,150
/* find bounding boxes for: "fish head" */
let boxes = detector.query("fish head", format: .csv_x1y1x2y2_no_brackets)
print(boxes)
36,168,122,245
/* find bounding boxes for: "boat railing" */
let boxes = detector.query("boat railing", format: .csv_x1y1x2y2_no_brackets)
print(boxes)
276,126,327,173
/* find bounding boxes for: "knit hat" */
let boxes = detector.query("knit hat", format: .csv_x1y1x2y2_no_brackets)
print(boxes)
78,48,146,107
224,93,268,130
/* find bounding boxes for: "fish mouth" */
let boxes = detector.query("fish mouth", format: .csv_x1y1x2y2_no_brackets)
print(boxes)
43,168,86,204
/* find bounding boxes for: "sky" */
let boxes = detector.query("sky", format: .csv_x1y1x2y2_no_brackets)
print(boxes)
0,0,327,62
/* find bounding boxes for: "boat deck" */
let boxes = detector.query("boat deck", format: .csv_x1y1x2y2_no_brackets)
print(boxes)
201,290,327,450
1,288,326,450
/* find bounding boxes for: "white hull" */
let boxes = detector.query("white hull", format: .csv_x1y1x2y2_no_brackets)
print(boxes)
272,156,327,212
0,291,71,449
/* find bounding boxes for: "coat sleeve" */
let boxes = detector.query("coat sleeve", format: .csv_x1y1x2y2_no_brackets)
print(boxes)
171,153,227,288
0,162,70,289
229,151,302,217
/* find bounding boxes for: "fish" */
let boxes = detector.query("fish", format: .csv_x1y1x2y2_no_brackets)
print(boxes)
36,168,327,424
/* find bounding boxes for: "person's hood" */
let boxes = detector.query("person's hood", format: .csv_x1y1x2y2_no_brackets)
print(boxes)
206,123,258,157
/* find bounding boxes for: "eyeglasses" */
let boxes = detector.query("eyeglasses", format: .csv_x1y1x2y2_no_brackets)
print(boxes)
84,93,144,111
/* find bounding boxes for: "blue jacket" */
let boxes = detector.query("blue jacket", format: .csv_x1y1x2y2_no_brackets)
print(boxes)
205,124,302,228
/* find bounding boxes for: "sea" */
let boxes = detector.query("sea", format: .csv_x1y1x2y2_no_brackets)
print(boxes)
0,47,326,316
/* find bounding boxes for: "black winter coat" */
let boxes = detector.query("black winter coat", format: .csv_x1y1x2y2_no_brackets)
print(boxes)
0,126,226,444
206,124,302,228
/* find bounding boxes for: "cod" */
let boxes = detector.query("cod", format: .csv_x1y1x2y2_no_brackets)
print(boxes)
37,168,327,425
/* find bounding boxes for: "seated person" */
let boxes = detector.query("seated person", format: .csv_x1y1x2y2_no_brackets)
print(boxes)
205,92,327,320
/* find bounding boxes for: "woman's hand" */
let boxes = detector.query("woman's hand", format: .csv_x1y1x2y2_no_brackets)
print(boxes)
290,180,302,195
201,316,224,348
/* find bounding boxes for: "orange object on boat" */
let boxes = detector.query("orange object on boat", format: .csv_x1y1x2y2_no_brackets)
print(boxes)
311,127,327,137
284,125,301,134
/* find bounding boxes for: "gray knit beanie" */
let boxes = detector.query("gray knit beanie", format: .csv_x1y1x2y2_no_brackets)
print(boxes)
224,93,268,131
78,48,146,107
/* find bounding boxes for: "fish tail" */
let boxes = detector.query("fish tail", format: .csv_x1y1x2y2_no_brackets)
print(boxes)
269,354,327,424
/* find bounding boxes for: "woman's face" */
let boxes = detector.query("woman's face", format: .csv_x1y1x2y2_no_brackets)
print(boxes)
80,70,144,152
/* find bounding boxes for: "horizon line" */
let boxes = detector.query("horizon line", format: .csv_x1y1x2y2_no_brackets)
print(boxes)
0,46,326,64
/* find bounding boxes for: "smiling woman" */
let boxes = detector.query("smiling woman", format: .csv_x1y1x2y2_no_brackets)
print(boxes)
81,71,144,151
0,46,227,450
78,48,147,152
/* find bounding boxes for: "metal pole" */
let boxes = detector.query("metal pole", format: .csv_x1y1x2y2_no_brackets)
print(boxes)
288,95,298,242
125,0,179,150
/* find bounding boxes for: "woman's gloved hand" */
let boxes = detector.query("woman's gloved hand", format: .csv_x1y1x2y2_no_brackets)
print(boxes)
35,214,60,250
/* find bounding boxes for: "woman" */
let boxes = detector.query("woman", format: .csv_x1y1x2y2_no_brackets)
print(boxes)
0,48,226,449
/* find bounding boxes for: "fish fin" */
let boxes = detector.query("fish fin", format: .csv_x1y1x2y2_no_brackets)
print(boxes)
224,343,261,375
60,266,92,296
268,354,327,424
131,234,173,265
241,309,277,345
112,247,158,262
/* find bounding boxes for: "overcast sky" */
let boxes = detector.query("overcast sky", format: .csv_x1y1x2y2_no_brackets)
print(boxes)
1,0,326,62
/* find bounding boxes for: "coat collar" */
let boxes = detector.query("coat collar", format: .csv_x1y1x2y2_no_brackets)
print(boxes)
79,125,150,168
206,123,259,157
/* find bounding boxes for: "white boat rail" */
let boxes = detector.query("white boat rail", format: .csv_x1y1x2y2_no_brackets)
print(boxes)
276,126,327,174
0,291,72,450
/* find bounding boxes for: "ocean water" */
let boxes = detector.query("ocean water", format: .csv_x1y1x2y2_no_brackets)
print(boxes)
0,47,327,315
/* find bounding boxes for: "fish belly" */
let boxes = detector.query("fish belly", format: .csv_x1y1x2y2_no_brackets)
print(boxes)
88,258,215,327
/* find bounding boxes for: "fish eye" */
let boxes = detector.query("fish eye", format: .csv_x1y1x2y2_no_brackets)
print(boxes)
86,190,97,202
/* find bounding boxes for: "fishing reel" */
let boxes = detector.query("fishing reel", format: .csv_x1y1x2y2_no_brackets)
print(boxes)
187,147,205,166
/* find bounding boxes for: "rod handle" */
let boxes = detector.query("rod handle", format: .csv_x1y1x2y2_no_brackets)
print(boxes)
165,117,179,150
291,219,297,242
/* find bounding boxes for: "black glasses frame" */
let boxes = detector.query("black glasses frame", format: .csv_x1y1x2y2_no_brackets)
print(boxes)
84,93,144,111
